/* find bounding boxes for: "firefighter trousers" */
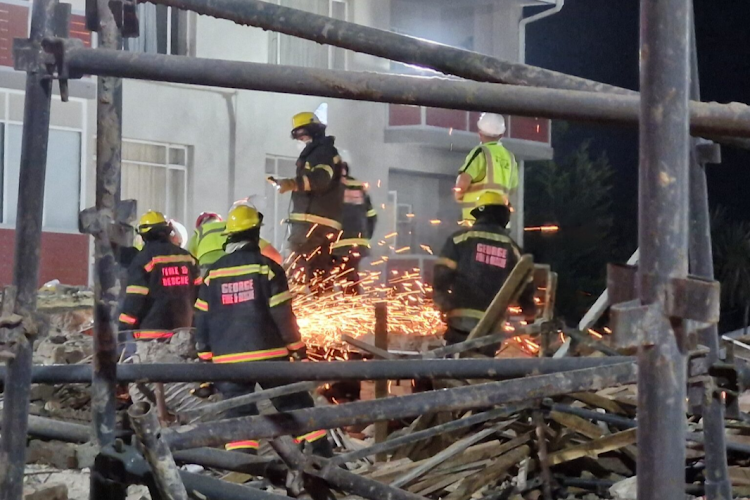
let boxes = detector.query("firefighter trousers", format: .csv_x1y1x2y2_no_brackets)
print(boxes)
216,380,333,456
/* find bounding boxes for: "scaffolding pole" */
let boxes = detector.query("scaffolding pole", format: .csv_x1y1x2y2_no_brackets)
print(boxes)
59,47,750,138
687,2,731,498
0,357,634,384
163,363,636,451
0,0,57,497
637,0,690,498
88,0,125,497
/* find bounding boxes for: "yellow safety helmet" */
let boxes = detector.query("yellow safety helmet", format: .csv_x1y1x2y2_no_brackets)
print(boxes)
223,204,263,235
291,112,324,138
138,210,168,234
476,192,508,208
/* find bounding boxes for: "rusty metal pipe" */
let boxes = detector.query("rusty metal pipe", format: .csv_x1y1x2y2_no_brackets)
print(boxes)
0,0,57,497
60,48,750,138
163,363,637,451
637,0,690,497
1,357,634,384
129,402,188,500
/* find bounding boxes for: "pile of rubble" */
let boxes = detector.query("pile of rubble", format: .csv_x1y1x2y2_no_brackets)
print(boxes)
7,285,750,500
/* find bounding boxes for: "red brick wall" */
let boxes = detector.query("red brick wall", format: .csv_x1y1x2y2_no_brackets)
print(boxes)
0,229,89,287
0,3,29,68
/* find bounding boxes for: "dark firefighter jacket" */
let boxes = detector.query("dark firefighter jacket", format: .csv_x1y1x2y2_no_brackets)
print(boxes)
118,240,200,340
433,222,535,332
289,136,345,244
194,244,305,363
332,176,377,257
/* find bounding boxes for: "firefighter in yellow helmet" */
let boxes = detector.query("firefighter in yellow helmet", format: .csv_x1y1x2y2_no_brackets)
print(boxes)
188,207,282,276
434,193,535,356
454,113,518,224
118,210,200,342
194,204,333,456
267,112,344,289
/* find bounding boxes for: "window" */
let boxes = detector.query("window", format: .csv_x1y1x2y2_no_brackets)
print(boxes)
121,140,188,224
263,156,297,251
124,4,190,55
269,0,348,70
2,125,82,232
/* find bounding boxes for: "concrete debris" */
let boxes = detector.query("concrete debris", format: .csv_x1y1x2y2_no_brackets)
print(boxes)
26,441,97,470
609,476,637,500
23,482,67,500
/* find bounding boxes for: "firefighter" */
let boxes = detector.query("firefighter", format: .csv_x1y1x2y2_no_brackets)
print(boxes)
454,113,519,224
433,193,535,356
268,112,344,288
194,204,333,456
118,210,200,342
331,161,377,293
188,210,283,276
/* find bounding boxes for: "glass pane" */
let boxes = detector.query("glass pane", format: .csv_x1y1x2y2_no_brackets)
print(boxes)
265,158,275,175
260,180,277,249
4,125,22,225
43,130,81,230
278,158,296,178
169,147,186,166
152,166,167,213
123,141,167,164
156,4,169,55
168,168,186,222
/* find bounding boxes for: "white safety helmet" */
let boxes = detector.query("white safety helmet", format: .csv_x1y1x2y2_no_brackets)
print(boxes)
477,113,506,137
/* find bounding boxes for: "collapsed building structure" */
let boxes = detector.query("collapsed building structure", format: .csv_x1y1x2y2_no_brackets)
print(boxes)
0,0,749,499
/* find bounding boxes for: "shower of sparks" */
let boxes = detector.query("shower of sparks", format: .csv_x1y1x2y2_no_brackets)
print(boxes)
290,264,444,350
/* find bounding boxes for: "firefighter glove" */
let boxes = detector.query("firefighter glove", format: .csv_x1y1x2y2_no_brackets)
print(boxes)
276,178,298,194
289,346,308,362
191,383,216,399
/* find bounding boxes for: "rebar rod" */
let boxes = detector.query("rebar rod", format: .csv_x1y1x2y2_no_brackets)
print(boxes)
61,48,750,138
163,363,637,451
0,0,57,496
129,403,188,500
0,358,634,384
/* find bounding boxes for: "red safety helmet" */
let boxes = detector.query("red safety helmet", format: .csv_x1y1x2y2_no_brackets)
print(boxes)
195,211,223,228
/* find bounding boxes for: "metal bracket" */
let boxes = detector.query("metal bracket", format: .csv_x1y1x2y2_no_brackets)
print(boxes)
610,300,668,349
12,3,76,101
79,199,138,247
607,264,721,349
696,139,722,165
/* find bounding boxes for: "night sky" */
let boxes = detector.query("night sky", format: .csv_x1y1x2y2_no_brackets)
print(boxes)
525,0,750,248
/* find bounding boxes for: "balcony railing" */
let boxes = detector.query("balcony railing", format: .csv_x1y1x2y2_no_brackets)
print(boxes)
388,104,551,144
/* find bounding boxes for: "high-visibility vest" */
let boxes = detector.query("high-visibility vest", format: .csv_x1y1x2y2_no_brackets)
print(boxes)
188,221,227,267
459,143,517,221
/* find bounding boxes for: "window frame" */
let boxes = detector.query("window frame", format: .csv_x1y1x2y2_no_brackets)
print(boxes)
121,138,189,223
0,89,87,234
264,154,298,252
270,0,348,70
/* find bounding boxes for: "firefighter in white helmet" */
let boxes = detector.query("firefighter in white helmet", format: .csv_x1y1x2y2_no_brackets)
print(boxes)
454,113,518,224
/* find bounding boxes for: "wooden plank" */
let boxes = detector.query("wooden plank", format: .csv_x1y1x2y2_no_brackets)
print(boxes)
570,392,627,415
391,424,505,488
409,470,476,496
445,445,531,500
549,411,605,440
547,428,637,466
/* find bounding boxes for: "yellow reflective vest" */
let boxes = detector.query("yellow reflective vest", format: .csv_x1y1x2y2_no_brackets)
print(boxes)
458,142,518,221
188,221,276,267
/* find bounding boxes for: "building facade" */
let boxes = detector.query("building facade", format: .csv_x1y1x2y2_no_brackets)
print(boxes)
0,0,557,286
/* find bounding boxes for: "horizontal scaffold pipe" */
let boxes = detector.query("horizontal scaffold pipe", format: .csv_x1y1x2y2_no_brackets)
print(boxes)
63,48,750,139
163,363,637,450
144,0,631,95
0,358,634,384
